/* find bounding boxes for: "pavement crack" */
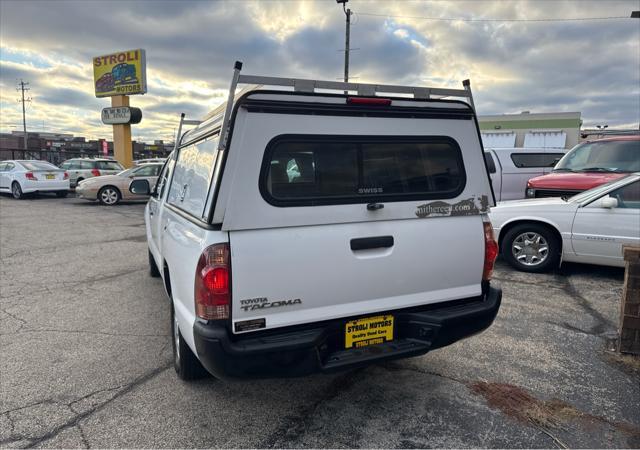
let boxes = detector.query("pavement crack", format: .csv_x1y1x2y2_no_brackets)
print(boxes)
554,273,615,335
381,361,468,385
0,362,172,449
77,423,91,449
0,306,27,331
258,368,365,448
0,328,169,338
0,398,60,416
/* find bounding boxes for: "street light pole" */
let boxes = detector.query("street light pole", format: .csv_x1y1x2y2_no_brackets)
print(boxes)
343,4,351,84
337,0,351,86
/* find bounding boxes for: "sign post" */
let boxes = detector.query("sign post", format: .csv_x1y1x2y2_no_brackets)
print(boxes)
93,49,146,168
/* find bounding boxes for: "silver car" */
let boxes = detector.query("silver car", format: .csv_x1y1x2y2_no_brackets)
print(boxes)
59,158,124,187
76,163,163,205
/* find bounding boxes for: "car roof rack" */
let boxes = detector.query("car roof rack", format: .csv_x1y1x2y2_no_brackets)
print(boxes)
218,61,476,152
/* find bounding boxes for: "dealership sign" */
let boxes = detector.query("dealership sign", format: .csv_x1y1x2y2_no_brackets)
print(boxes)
93,49,147,98
101,107,142,125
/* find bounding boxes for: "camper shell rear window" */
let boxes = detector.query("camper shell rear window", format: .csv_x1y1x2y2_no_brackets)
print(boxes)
260,135,466,207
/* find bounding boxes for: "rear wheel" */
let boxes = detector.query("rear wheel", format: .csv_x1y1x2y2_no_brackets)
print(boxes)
11,182,23,199
148,249,161,278
501,223,560,273
56,190,68,198
98,186,121,205
171,305,207,380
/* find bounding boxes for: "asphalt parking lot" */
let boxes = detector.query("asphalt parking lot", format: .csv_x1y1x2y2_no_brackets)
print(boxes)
1,193,639,449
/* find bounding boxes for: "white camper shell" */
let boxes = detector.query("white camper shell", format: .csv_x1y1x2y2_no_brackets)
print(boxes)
135,61,502,380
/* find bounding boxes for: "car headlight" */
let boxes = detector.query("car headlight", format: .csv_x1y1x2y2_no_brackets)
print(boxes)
526,188,535,198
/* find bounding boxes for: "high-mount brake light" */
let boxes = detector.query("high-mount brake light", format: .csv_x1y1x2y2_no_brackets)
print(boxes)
482,218,499,281
91,169,101,177
25,172,37,181
347,97,392,106
195,243,231,320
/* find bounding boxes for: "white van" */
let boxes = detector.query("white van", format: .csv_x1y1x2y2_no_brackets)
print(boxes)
484,148,567,201
131,62,502,380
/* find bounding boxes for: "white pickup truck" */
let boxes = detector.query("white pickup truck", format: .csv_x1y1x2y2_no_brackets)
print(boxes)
131,62,502,380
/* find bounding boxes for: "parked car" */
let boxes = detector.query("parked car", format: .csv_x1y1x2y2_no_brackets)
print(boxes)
133,158,166,166
490,173,640,273
484,147,567,201
59,158,124,187
0,160,69,199
525,136,640,198
76,163,163,205
129,65,501,381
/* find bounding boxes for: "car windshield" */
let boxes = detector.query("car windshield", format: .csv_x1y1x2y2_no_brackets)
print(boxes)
567,174,638,203
554,140,639,172
118,168,136,176
19,161,58,171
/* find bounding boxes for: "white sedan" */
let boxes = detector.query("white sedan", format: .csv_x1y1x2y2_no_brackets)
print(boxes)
0,160,70,199
490,173,640,272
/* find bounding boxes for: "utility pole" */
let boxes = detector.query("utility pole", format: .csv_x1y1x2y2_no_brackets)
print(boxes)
343,5,351,83
17,79,31,150
336,0,351,87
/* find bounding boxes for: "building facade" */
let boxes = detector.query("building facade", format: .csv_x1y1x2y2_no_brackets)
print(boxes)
0,131,173,164
478,112,582,149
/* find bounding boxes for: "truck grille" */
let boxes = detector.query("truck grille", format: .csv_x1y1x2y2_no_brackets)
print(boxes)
534,189,582,198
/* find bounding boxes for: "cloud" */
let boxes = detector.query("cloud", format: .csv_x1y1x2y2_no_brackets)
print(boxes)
0,0,638,143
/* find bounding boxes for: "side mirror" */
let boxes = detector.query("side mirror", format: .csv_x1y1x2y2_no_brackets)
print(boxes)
130,179,151,196
601,196,618,209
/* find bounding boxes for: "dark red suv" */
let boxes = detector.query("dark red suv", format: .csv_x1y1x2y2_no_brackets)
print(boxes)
526,135,640,198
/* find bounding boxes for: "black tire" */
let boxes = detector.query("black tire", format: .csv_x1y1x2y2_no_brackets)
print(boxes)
501,223,560,273
11,182,23,199
171,304,207,380
148,249,161,278
98,186,121,205
56,190,69,198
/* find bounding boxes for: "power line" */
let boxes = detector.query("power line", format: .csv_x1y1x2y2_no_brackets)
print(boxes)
356,12,631,23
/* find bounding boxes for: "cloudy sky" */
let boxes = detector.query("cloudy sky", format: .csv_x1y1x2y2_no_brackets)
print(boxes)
1,0,638,143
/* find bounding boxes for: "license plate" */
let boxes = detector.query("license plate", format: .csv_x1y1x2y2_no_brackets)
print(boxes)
45,174,55,180
345,315,394,349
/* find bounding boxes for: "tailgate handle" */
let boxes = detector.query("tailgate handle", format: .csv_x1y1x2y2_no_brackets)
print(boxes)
350,236,394,251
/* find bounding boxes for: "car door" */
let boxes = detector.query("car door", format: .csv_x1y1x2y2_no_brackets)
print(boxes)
484,150,502,201
571,179,640,264
127,165,160,199
502,152,545,200
148,157,175,264
0,163,8,190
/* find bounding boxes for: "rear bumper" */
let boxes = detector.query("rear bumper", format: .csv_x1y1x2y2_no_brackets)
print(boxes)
193,285,502,380
22,181,70,193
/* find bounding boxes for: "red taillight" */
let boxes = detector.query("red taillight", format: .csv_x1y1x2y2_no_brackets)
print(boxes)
347,97,392,106
195,243,230,320
63,172,69,180
483,219,499,281
25,172,37,181
91,169,101,177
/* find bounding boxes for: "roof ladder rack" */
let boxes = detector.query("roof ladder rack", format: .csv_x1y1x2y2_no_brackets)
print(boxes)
217,60,476,152
173,113,202,151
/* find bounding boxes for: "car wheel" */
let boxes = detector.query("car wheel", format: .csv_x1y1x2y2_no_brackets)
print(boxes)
171,305,207,380
501,223,560,273
98,186,121,205
11,182,23,199
148,249,161,278
55,190,68,198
